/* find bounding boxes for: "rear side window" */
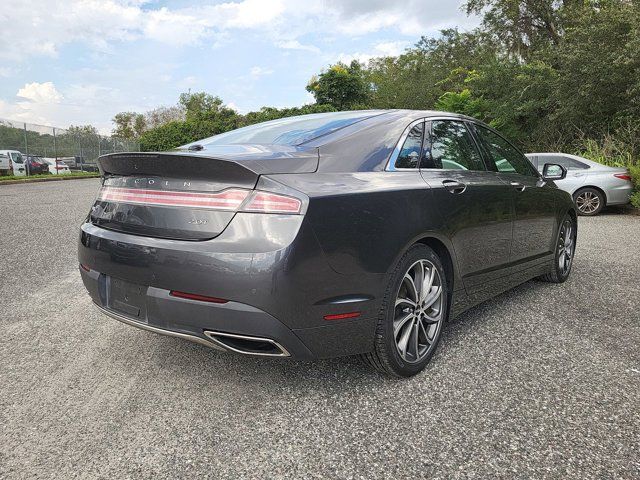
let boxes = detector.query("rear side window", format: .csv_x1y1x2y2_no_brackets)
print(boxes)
423,120,485,171
539,155,589,170
475,126,537,177
394,123,424,169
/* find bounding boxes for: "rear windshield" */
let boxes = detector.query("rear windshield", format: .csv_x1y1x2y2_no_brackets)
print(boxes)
193,111,382,147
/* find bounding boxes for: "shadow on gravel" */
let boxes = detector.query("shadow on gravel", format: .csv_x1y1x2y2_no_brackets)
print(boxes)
100,278,553,392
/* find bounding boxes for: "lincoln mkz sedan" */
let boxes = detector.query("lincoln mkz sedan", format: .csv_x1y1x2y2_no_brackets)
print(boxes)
79,110,576,377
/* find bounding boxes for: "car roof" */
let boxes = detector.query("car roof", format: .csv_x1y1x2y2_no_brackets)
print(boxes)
180,110,494,173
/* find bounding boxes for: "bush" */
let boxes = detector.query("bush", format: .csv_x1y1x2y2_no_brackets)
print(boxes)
628,165,640,209
577,137,640,209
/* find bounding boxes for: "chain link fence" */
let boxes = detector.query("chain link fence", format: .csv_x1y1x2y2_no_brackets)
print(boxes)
0,118,139,176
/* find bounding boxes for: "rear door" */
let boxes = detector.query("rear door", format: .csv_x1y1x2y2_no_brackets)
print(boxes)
420,119,514,293
0,154,9,172
9,152,26,176
472,125,557,263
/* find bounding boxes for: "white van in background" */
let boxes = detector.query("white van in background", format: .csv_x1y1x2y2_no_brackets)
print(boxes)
0,150,27,176
0,153,11,175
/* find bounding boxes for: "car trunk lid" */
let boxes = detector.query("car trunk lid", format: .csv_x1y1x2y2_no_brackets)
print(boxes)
91,149,315,241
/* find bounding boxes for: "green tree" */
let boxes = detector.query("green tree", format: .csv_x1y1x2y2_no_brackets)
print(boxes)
306,61,370,109
464,0,568,60
112,112,146,139
435,88,490,122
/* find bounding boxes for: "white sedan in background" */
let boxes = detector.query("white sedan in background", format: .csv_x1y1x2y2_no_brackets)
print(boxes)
526,153,633,216
43,158,71,175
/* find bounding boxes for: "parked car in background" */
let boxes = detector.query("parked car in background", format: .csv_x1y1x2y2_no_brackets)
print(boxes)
24,155,50,174
65,156,99,172
0,153,10,175
79,110,576,377
526,153,633,216
43,158,71,175
0,150,26,176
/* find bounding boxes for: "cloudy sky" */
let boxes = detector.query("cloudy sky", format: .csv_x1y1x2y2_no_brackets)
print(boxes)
0,0,477,134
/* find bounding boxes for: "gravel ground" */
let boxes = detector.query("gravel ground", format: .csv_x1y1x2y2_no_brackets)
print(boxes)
1,179,638,479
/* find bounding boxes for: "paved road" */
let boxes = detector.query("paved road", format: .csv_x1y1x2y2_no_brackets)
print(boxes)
1,179,638,479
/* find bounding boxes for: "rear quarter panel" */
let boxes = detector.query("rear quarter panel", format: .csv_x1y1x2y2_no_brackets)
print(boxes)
271,171,460,281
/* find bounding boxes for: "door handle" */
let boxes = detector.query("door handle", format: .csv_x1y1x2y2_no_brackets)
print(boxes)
510,181,526,192
442,179,466,194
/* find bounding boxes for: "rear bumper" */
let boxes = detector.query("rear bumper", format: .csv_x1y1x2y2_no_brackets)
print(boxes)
78,218,382,360
605,183,633,205
81,266,318,359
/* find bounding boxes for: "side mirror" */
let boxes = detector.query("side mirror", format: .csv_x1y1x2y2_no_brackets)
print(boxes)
542,163,567,181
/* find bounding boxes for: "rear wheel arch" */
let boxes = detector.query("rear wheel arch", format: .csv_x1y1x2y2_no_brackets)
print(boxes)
414,237,455,296
391,235,458,325
574,185,607,205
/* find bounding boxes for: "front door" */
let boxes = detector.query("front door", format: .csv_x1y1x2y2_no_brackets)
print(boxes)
472,125,557,263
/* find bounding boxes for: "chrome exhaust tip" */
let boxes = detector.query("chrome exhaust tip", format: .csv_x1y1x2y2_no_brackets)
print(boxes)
203,331,290,357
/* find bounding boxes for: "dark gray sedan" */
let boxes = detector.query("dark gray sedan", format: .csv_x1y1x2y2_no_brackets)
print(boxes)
79,110,576,377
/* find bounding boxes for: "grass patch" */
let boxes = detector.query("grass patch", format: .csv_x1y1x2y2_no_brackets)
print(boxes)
0,171,100,182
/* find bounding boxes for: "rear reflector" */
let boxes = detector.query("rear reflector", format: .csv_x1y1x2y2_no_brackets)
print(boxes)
614,173,632,181
243,192,302,214
97,186,249,211
323,312,361,321
169,290,228,304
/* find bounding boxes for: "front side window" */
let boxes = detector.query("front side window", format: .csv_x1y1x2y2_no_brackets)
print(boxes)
10,152,24,164
394,123,424,169
424,121,485,171
475,126,537,177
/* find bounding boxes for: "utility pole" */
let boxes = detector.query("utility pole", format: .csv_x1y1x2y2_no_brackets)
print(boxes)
23,123,30,176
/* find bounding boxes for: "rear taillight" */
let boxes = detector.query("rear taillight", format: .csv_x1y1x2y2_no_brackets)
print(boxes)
242,191,302,214
97,186,304,214
97,186,250,211
614,173,632,181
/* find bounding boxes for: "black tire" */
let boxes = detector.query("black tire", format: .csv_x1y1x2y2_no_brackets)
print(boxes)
538,213,576,283
361,244,448,377
573,187,604,216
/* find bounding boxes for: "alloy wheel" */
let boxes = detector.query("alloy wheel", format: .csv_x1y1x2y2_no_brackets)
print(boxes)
558,219,575,276
575,191,600,214
393,259,444,364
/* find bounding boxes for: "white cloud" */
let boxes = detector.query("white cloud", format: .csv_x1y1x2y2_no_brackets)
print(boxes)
250,66,275,77
336,41,410,65
0,0,478,130
276,40,321,53
0,1,476,61
373,41,409,57
17,82,63,103
0,67,16,78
